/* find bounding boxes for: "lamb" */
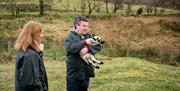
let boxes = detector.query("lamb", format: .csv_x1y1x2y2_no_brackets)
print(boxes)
80,35,105,69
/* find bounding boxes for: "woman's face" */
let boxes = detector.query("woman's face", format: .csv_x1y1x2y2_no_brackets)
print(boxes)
39,30,44,43
37,30,44,44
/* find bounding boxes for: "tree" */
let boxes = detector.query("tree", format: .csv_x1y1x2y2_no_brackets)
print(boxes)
50,0,62,5
137,7,143,15
80,0,87,15
62,0,70,12
125,0,133,15
39,0,44,16
153,0,158,15
146,6,153,14
105,0,109,13
160,8,165,14
95,5,101,13
152,0,164,15
174,0,180,10
150,0,180,11
126,3,132,15
113,0,123,14
87,0,101,15
6,0,17,17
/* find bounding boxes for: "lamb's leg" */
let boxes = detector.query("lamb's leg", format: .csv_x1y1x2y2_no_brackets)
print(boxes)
90,55,103,64
87,57,100,69
82,54,100,69
81,54,89,64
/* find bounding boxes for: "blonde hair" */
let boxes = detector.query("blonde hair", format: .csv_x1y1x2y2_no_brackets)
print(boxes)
15,21,43,52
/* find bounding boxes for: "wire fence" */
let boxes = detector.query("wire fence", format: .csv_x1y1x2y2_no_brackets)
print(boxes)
0,38,180,66
0,39,66,62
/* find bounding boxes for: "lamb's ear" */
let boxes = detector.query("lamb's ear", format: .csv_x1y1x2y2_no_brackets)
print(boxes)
92,34,95,37
101,41,105,44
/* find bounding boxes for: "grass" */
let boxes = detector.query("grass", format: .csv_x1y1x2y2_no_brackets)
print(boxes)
0,57,180,91
91,57,180,91
43,41,66,61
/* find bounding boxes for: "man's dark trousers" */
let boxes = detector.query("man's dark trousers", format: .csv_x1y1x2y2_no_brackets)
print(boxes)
66,77,90,91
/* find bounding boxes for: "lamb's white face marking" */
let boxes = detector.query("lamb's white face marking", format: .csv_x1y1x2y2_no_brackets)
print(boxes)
93,36,101,43
93,35,105,44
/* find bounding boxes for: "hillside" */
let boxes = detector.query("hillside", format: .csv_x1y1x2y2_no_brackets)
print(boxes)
0,15,180,65
0,57,180,91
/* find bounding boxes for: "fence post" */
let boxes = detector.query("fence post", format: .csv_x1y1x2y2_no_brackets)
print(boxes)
53,41,56,60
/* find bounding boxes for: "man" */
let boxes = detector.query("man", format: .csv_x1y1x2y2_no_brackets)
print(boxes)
64,16,101,91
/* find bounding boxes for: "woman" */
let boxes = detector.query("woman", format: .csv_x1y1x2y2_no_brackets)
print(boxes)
15,21,48,91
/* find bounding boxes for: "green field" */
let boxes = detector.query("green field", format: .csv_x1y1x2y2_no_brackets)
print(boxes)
1,0,179,15
0,57,180,91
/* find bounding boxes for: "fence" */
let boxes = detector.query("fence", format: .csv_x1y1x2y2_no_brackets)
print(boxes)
0,39,66,63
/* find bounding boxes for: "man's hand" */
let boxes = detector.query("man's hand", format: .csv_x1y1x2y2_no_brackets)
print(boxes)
85,38,99,46
85,38,94,45
80,47,89,57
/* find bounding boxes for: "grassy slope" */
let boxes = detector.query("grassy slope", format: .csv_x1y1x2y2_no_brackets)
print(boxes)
0,57,180,91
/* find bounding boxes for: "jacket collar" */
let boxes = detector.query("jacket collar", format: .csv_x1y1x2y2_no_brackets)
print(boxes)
70,27,80,35
28,46,43,56
70,27,89,36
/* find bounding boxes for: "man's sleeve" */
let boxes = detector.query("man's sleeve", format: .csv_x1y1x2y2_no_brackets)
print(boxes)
89,44,101,54
87,34,102,54
64,36,85,53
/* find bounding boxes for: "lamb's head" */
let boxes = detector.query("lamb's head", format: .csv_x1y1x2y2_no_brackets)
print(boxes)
92,35,105,45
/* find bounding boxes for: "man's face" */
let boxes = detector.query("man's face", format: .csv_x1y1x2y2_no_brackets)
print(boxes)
76,21,89,35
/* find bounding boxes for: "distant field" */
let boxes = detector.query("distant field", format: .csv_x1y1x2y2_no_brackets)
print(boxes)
0,57,180,91
0,0,179,15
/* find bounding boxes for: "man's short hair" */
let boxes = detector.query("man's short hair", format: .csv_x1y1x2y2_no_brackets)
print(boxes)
74,16,88,29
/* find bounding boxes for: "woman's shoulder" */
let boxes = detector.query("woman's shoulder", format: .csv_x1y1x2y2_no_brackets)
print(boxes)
16,49,40,68
16,48,39,58
16,50,32,63
26,48,41,57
